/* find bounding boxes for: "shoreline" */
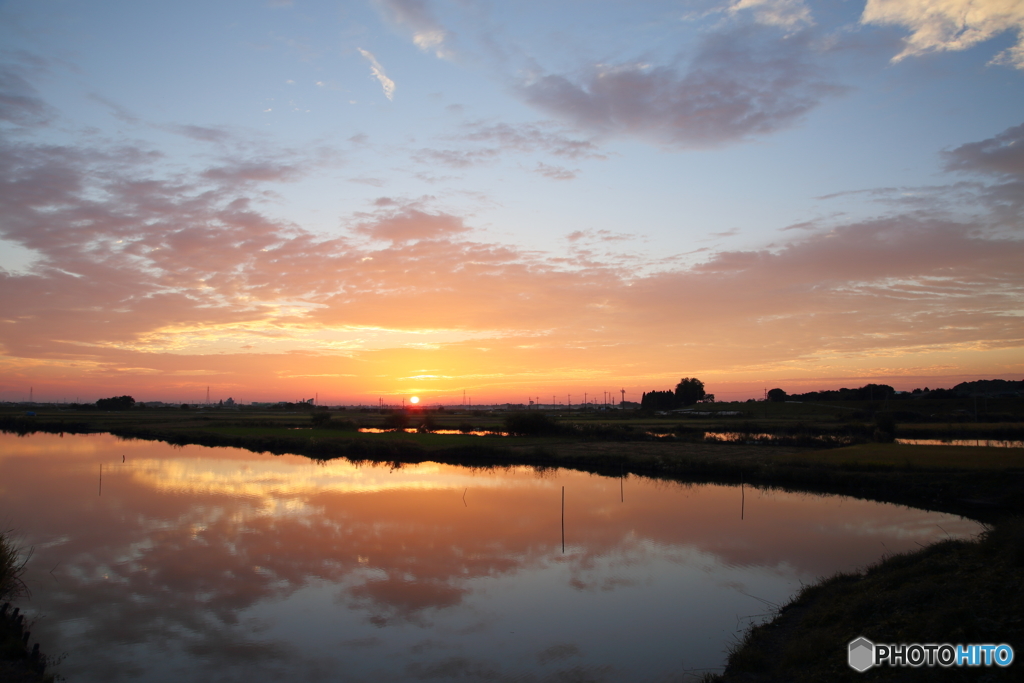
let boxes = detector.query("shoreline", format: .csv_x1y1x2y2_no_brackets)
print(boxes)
5,415,1022,522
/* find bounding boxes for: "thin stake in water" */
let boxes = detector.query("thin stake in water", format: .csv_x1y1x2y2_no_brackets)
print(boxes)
620,462,624,503
741,473,745,521
98,463,102,496
561,485,565,553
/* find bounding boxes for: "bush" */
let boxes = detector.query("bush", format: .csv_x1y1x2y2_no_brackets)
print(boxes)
310,412,332,428
874,412,897,442
503,411,564,436
417,414,438,433
382,411,410,430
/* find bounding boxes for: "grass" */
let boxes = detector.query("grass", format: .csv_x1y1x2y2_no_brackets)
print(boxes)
0,531,27,602
0,530,52,682
711,518,1024,682
781,443,1024,470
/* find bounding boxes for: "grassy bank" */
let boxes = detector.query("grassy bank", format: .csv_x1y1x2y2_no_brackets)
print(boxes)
0,531,52,683
710,519,1024,682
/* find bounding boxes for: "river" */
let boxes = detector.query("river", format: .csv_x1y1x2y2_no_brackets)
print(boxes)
0,432,983,682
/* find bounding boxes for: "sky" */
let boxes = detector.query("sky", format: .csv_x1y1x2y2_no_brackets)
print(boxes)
0,0,1022,406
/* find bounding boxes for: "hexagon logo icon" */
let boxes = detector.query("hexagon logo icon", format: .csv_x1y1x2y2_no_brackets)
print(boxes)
848,637,875,672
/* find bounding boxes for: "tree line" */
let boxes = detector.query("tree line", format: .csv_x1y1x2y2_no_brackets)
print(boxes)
640,378,710,411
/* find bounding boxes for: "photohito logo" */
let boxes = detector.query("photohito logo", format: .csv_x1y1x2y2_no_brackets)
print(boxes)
848,637,1014,671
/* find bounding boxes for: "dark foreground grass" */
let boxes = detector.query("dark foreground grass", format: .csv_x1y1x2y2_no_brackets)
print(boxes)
711,518,1024,682
0,531,52,683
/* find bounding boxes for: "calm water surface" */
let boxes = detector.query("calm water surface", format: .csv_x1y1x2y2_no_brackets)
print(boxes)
1,433,983,682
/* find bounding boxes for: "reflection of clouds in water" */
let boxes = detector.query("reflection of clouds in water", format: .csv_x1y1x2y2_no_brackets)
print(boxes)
126,456,551,503
345,574,469,627
536,642,582,664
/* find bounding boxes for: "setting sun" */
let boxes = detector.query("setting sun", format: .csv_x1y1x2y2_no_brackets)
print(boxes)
409,396,420,404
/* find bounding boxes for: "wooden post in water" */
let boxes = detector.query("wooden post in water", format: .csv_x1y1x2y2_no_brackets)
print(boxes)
620,462,624,503
561,485,565,553
741,473,745,521
98,463,102,496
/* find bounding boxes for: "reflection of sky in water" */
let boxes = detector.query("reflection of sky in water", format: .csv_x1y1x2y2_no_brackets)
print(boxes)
2,433,984,682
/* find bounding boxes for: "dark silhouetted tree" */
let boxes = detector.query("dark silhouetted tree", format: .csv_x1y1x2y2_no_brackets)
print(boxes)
674,378,705,406
96,395,135,411
640,390,677,411
767,388,788,402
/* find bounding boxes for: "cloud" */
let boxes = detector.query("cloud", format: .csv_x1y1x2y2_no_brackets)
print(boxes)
354,207,469,242
202,160,303,184
0,62,53,127
459,121,605,160
1,119,1021,398
708,228,741,239
412,120,603,170
729,0,814,30
862,0,1024,69
167,124,234,143
357,48,395,101
943,122,1024,177
534,162,577,180
375,0,455,60
517,24,843,148
411,146,500,169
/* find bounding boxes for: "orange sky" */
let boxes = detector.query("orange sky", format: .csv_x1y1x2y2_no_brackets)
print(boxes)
1,1,1023,404
3,206,1022,404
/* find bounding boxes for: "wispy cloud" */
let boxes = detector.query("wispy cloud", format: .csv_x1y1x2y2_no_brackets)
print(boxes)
517,24,844,149
411,120,603,170
534,162,576,181
0,61,54,127
862,0,1024,69
357,48,395,101
375,0,455,60
729,0,814,30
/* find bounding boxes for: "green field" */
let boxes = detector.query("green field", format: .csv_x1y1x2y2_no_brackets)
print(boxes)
784,442,1024,469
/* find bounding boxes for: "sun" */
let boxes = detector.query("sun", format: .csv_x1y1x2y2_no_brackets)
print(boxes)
409,396,420,404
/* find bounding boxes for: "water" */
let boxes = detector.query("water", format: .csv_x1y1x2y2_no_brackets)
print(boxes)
355,428,1024,448
1,433,983,682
